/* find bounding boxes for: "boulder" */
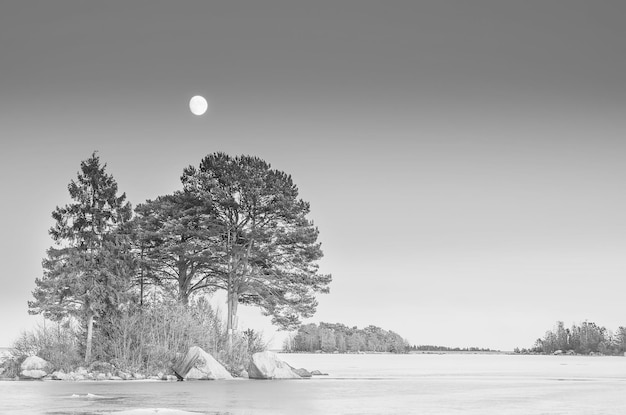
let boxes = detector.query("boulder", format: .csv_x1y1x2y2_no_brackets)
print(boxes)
291,367,312,378
51,370,70,381
20,356,48,379
247,351,301,379
21,356,48,371
173,346,232,380
117,371,132,380
310,370,328,376
21,369,47,379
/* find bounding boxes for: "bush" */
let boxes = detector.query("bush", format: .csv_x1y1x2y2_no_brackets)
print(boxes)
8,321,82,372
9,298,268,377
107,298,266,376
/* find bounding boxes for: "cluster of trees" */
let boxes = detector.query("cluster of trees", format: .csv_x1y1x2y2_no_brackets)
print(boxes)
28,152,331,367
407,345,497,352
284,322,408,353
516,321,626,355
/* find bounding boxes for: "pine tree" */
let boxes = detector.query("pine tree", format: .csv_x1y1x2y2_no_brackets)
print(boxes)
29,153,133,362
181,153,332,346
132,190,219,306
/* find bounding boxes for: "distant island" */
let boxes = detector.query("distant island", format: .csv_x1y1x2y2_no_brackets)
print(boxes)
515,321,626,356
283,322,408,353
407,345,500,353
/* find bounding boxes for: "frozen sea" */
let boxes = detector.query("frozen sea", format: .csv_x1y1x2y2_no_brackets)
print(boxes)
2,353,626,414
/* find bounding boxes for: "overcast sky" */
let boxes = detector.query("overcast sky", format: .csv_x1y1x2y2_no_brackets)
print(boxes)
1,1,625,351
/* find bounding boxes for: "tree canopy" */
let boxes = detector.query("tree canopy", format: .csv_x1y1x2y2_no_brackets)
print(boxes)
180,153,331,339
132,191,219,305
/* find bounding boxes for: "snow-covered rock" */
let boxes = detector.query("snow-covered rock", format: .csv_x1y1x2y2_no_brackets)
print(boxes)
247,351,301,379
173,346,232,380
20,356,49,379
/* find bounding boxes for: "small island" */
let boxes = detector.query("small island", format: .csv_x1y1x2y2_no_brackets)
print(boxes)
514,321,626,356
1,152,331,381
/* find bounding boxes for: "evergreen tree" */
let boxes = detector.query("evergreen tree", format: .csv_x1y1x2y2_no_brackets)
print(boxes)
29,153,132,362
181,153,332,346
132,191,220,306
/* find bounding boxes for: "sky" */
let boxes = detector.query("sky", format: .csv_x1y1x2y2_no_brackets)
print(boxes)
1,1,625,351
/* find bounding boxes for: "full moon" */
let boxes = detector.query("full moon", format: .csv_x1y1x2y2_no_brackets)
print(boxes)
189,95,208,116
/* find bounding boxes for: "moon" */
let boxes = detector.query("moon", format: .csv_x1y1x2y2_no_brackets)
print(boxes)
189,95,208,116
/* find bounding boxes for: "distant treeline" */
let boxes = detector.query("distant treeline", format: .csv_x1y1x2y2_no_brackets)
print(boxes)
408,345,497,352
284,322,408,353
516,321,626,355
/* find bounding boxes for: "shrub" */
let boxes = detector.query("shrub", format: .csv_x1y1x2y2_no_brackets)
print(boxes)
8,321,82,372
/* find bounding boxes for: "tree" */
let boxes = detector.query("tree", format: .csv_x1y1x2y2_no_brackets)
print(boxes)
132,191,219,306
29,153,132,362
181,153,331,345
615,327,626,354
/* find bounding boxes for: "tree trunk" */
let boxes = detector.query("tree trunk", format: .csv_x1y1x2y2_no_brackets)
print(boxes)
178,262,189,306
226,290,239,350
85,313,94,363
139,246,144,307
179,289,189,307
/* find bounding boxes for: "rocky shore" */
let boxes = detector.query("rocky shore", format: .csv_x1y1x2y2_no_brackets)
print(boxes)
1,349,327,382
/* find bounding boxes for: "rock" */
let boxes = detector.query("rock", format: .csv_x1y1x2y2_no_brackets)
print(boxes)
110,375,123,380
173,346,233,380
76,367,89,376
133,373,146,380
239,369,249,379
20,356,49,379
553,350,564,355
310,370,328,376
70,373,86,381
117,371,132,380
162,374,178,381
291,367,312,378
21,356,48,371
21,369,47,379
247,351,301,379
51,370,70,380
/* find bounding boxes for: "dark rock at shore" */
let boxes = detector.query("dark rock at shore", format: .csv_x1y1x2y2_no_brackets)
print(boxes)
310,370,329,376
